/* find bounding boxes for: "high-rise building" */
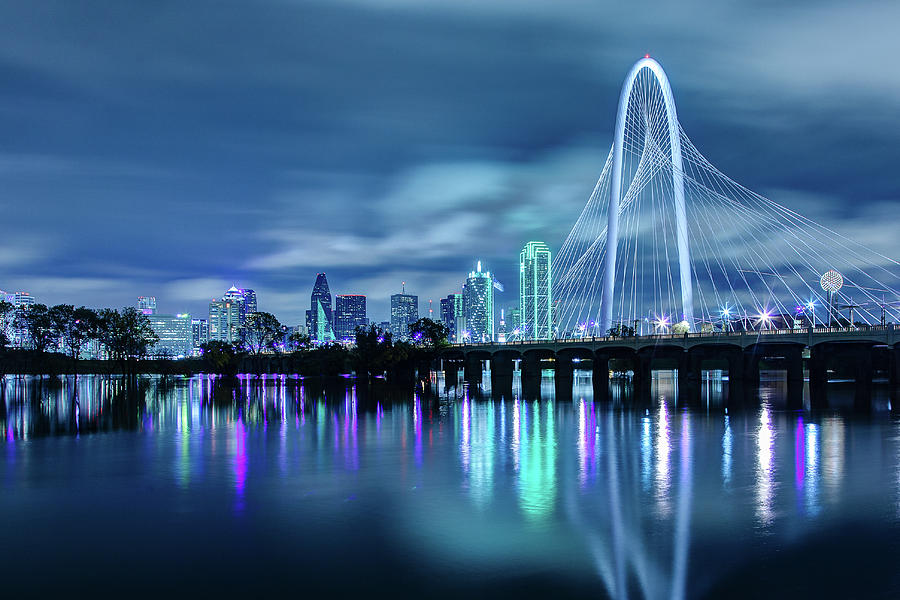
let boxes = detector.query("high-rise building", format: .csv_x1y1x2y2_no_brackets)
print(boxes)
241,288,257,324
440,293,464,342
209,298,241,342
463,261,495,343
390,284,418,341
519,241,553,340
191,318,209,355
137,296,157,315
334,294,367,342
2,291,34,348
309,273,335,343
148,313,193,357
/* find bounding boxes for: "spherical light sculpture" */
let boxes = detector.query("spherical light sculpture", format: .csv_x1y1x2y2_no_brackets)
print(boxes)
820,269,843,293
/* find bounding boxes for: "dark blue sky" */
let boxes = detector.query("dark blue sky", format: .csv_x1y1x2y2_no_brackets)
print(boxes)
1,0,898,324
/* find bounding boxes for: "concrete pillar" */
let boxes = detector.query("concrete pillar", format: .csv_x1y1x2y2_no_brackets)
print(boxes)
520,354,542,400
490,355,514,399
554,355,574,400
678,351,700,407
854,347,873,412
808,346,828,409
593,352,610,402
785,346,804,410
463,355,483,385
442,361,459,389
890,347,900,411
726,350,744,406
633,353,652,401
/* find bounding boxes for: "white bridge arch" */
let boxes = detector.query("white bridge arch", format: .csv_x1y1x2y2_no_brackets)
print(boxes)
553,56,900,338
601,57,693,334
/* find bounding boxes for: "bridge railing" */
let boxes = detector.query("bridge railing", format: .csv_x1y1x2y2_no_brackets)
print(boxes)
447,323,894,348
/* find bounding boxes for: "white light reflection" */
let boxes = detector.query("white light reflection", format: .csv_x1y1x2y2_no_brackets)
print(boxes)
722,415,732,488
756,405,775,527
805,422,820,516
655,401,671,516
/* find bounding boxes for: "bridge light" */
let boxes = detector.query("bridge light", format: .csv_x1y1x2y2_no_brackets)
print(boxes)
755,309,773,329
721,306,731,318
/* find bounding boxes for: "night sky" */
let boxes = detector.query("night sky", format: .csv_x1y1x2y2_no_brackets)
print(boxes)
1,0,898,325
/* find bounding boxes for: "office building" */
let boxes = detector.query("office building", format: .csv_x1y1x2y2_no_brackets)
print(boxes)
191,318,209,355
390,285,418,341
334,294,367,342
209,298,241,342
463,261,495,343
440,293,464,342
309,273,335,343
148,313,193,358
137,296,157,315
2,291,34,348
519,241,553,340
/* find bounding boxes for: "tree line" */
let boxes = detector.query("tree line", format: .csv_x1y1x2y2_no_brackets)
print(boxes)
0,299,449,383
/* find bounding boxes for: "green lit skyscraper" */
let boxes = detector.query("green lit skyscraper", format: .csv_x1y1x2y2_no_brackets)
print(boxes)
519,241,552,340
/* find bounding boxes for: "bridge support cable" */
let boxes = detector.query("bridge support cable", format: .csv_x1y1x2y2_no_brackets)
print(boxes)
552,57,900,337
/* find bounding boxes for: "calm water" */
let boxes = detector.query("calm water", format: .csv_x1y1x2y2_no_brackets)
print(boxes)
2,372,900,598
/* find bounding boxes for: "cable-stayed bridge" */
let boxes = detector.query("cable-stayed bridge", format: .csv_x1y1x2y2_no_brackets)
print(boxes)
444,56,900,410
552,56,900,337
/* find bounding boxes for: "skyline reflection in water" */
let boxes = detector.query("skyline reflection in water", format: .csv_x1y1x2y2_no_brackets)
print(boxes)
0,371,897,598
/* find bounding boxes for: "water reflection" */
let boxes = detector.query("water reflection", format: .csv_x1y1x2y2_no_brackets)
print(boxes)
0,373,890,598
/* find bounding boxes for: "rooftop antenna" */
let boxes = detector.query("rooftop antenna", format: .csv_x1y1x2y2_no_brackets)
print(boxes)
402,281,406,294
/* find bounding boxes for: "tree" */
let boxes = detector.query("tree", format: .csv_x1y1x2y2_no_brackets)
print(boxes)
16,303,56,354
408,318,449,349
97,307,159,378
200,340,242,378
49,305,100,376
0,300,13,352
351,324,393,380
240,312,282,356
287,330,311,352
607,323,635,339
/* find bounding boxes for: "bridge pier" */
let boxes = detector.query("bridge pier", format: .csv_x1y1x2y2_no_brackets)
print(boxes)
784,346,804,410
442,359,460,389
808,346,828,409
853,347,873,412
633,352,652,402
490,353,515,400
593,352,609,402
554,355,574,401
520,353,543,400
463,355,483,386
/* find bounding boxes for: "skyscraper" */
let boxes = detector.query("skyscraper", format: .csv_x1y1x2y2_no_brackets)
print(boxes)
463,261,495,343
440,293,464,342
148,313,193,357
390,284,418,341
309,273,335,343
191,318,209,355
519,241,553,340
137,296,157,315
209,298,240,342
334,294,367,342
1,291,34,348
241,288,257,322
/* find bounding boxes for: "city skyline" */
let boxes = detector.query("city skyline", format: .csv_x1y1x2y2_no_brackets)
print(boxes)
2,2,900,325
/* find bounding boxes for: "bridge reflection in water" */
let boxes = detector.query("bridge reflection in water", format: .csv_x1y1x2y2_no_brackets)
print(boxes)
442,325,900,412
1,374,897,597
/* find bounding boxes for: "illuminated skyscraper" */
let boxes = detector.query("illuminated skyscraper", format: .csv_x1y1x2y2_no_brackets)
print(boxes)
148,313,193,357
137,296,157,315
440,293,464,342
463,261,495,343
191,318,209,355
334,294,367,342
209,298,240,342
519,241,553,340
390,284,418,341
1,291,34,348
309,273,335,343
